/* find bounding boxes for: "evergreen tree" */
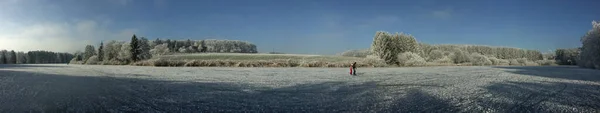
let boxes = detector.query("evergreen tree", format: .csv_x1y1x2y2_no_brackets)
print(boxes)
186,39,192,47
137,37,152,60
130,34,140,62
199,40,207,52
0,51,6,64
98,41,104,61
10,50,17,64
165,39,172,51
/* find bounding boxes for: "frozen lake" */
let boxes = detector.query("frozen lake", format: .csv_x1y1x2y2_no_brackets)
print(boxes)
1,64,599,112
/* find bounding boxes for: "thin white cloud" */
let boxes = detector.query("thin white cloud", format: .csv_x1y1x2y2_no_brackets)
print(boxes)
0,20,138,53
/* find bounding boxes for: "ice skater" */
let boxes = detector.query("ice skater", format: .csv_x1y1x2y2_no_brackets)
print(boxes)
350,62,357,75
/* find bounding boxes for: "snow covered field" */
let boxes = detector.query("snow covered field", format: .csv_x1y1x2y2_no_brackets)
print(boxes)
1,64,600,112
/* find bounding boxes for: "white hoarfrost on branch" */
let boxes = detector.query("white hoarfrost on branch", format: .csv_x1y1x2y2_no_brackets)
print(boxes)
118,43,132,62
150,43,170,56
137,37,152,60
578,21,600,69
397,52,426,66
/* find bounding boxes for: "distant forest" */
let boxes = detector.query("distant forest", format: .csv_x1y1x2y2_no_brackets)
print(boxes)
0,50,74,64
69,35,259,65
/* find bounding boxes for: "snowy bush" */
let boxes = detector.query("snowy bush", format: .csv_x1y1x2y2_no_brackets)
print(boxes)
85,55,100,65
150,43,170,56
535,60,556,66
178,47,189,53
102,60,127,65
397,52,426,66
516,58,528,64
69,58,83,64
433,56,454,64
363,55,387,67
470,53,492,66
427,50,445,61
488,57,509,65
452,50,470,64
152,58,186,67
508,59,520,65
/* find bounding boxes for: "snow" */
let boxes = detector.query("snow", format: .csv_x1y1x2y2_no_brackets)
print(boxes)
1,64,600,112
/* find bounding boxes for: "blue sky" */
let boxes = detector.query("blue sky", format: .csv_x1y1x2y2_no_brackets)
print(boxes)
1,0,599,54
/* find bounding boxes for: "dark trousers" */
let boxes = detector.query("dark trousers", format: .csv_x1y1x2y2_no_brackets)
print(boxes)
352,68,356,75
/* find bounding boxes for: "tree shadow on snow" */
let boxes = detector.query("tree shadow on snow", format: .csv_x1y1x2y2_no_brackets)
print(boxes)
0,67,459,112
492,66,600,82
476,81,600,113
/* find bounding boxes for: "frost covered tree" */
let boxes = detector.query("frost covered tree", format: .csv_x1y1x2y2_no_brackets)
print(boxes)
579,21,600,69
555,48,580,65
153,38,163,47
98,42,104,61
16,52,27,64
119,43,132,62
198,39,257,53
199,40,207,52
83,45,96,61
130,35,140,62
452,50,471,64
0,50,6,64
178,47,189,53
22,51,73,64
72,51,83,61
137,37,152,60
9,50,17,64
150,43,170,56
103,41,124,61
165,39,173,51
371,31,400,65
187,46,197,53
370,31,420,65
397,32,419,53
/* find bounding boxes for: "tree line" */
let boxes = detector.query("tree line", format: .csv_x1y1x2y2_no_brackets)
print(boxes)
0,50,73,64
363,31,544,66
363,20,600,69
71,35,153,65
71,35,259,65
151,39,258,53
